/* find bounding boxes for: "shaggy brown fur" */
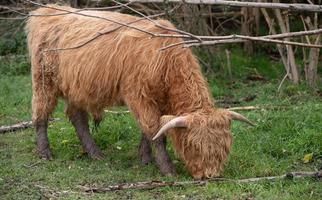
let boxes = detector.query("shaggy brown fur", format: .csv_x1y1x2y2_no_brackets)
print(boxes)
26,4,234,179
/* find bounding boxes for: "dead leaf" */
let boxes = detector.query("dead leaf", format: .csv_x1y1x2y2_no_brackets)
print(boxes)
303,153,313,163
61,140,69,144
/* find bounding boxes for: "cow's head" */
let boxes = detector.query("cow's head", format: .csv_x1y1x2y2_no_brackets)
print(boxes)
154,108,253,179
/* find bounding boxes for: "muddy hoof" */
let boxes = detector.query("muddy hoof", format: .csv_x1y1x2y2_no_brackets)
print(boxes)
38,148,52,160
159,164,177,176
140,154,153,165
88,148,105,160
161,168,177,177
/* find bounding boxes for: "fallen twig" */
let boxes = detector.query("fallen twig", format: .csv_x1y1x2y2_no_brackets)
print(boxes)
104,110,131,114
228,106,261,111
22,160,43,168
277,73,290,92
226,105,292,111
78,170,322,193
0,118,60,134
35,184,83,199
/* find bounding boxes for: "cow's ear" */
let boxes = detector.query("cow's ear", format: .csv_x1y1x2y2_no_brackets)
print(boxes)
153,115,188,140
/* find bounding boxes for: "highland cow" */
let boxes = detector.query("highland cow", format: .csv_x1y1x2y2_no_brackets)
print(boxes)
26,4,253,179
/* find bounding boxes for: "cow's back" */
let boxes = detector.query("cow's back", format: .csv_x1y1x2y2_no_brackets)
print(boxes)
26,4,183,115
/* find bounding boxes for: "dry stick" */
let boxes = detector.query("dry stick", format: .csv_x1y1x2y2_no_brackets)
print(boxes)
160,29,322,50
261,7,288,72
214,12,241,33
104,110,131,114
161,39,246,50
34,184,83,198
44,12,168,52
22,1,187,52
300,16,312,44
159,28,322,42
24,0,170,38
80,2,133,10
159,39,200,50
184,34,322,48
225,49,232,80
43,4,181,52
23,160,43,168
22,1,322,51
0,118,60,134
111,0,202,42
128,0,322,12
261,6,290,90
228,106,260,111
0,5,28,15
0,8,76,19
0,4,96,18
0,17,27,20
301,14,321,87
24,0,192,40
277,73,290,92
227,105,292,111
273,3,299,84
78,170,322,193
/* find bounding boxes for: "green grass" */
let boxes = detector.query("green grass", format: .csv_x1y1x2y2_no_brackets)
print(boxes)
0,55,322,199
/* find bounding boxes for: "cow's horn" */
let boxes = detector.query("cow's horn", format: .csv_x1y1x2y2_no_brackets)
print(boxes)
152,116,188,140
228,111,255,126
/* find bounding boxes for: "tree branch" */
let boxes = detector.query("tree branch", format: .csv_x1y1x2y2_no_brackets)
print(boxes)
0,118,60,134
78,170,322,193
10,1,322,52
128,0,322,12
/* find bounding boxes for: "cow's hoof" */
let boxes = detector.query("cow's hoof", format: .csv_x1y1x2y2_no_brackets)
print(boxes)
159,164,177,176
140,154,153,165
88,148,105,160
162,169,177,177
165,172,177,177
38,148,52,160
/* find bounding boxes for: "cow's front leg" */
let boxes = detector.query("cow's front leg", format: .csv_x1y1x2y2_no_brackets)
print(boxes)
139,134,153,165
153,135,176,176
124,95,175,175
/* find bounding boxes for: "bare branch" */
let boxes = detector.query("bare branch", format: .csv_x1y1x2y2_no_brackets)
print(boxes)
78,170,322,193
18,1,322,52
0,5,28,16
128,0,322,12
228,106,260,111
44,11,170,52
104,110,131,114
184,34,322,48
278,73,290,92
0,118,60,134
111,0,202,42
23,0,159,37
0,17,27,20
80,2,133,10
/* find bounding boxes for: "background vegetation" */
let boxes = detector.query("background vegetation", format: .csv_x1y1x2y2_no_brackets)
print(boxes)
0,0,321,199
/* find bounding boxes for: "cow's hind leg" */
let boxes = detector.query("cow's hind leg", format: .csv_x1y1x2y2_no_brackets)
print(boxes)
153,135,176,176
139,134,153,165
66,105,104,159
32,93,57,160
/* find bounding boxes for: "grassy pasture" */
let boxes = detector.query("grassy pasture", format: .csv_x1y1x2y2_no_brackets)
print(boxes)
0,52,321,199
